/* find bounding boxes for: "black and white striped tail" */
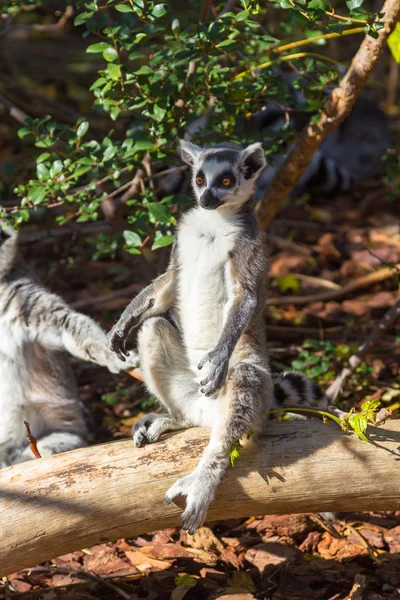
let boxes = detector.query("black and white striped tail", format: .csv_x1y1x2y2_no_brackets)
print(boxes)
271,371,329,410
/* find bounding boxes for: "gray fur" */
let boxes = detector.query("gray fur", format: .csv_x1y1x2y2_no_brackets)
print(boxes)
108,141,328,534
0,224,139,468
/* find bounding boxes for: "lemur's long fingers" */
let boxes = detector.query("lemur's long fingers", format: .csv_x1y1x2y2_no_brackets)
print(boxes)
200,366,225,396
109,333,127,361
199,370,215,387
197,353,211,370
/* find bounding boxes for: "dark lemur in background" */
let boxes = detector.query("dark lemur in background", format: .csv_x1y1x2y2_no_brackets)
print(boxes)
0,225,139,467
108,140,331,534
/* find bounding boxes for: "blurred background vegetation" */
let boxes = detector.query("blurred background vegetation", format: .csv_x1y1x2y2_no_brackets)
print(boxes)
1,0,398,259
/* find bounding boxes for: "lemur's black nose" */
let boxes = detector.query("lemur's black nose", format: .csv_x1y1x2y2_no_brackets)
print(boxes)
199,190,220,210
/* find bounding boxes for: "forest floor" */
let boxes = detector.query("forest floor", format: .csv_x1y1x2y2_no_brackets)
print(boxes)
2,177,400,600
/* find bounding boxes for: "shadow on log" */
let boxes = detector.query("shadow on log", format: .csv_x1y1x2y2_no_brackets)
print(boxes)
1,420,400,576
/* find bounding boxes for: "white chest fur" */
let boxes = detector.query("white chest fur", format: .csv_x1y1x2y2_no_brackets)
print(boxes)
176,208,240,370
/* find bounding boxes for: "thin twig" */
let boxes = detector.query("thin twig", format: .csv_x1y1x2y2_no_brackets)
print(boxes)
0,6,73,38
217,0,237,19
327,297,400,401
24,421,41,459
200,0,212,23
234,28,365,80
0,93,29,125
268,264,400,306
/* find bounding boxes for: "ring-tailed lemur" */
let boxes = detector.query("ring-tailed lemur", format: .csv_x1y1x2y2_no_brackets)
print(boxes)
0,224,139,468
108,140,332,534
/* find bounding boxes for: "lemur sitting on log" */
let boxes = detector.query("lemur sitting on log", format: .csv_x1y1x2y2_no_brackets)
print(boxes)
0,224,139,468
108,141,330,534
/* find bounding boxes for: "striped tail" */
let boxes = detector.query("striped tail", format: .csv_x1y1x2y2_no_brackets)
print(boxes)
271,371,329,410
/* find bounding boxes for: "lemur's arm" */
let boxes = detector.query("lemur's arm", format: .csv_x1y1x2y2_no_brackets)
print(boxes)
108,241,178,360
198,234,266,396
12,282,138,373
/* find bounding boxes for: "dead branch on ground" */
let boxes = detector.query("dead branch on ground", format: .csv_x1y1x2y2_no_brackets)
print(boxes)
327,297,400,401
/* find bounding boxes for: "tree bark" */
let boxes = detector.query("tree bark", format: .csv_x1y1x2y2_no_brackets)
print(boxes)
256,0,400,230
1,420,400,575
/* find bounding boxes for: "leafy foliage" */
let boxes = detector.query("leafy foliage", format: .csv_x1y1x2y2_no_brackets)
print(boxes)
2,0,384,253
290,339,355,381
267,398,383,442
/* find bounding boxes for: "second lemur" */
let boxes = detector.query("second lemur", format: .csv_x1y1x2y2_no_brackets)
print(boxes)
0,225,139,467
108,140,329,534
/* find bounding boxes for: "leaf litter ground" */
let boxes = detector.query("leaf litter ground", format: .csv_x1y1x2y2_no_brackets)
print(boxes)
2,184,400,600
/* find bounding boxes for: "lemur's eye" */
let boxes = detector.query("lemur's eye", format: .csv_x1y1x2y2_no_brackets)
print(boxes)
222,178,231,186
196,176,204,186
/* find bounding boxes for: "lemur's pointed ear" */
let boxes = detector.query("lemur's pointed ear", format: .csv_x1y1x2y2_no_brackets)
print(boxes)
239,142,266,180
179,139,202,165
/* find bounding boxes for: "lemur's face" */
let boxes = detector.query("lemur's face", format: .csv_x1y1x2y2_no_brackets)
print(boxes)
179,141,266,211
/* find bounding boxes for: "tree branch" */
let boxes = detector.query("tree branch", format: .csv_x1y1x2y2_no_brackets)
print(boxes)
2,421,400,576
256,0,400,230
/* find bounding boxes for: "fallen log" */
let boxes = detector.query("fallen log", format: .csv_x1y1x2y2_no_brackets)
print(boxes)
1,420,400,576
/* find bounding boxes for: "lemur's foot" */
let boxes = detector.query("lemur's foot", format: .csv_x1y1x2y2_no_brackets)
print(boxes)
164,471,211,535
133,413,174,447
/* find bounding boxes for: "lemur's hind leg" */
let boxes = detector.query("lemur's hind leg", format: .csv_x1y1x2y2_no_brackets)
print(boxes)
134,316,196,447
165,362,272,534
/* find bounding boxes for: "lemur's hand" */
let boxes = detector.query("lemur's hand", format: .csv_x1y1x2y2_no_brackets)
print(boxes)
108,296,155,360
198,346,229,396
107,311,141,361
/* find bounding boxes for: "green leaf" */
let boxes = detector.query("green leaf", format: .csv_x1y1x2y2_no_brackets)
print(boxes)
153,104,166,122
115,3,133,12
148,203,171,224
230,440,242,467
216,39,238,49
103,46,118,62
28,187,47,205
135,65,153,76
107,63,121,80
151,234,174,250
18,127,31,139
37,163,49,180
388,23,400,63
346,0,363,9
152,3,167,17
123,230,141,247
86,42,111,53
309,363,330,378
348,414,369,442
50,160,63,178
37,152,51,163
174,574,196,586
90,77,107,90
308,0,326,8
171,18,180,35
77,121,89,138
276,274,300,293
291,360,306,370
74,165,92,177
110,107,121,121
74,11,94,26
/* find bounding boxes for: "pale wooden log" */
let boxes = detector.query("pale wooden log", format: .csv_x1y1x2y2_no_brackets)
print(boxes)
1,420,400,576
